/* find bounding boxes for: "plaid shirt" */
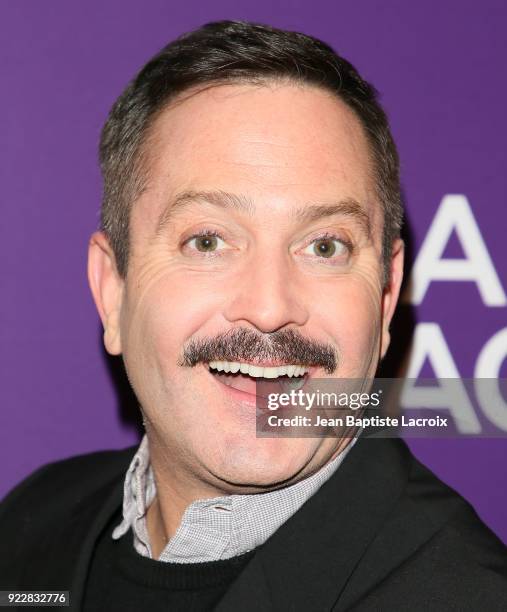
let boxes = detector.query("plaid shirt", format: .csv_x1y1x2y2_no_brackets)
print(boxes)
112,434,357,563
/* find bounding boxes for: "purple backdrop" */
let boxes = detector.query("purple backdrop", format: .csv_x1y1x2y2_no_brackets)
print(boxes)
1,1,506,542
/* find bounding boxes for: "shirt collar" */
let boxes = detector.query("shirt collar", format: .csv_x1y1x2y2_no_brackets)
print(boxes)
112,433,358,563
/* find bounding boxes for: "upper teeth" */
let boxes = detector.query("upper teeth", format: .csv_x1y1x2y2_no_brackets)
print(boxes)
208,361,309,378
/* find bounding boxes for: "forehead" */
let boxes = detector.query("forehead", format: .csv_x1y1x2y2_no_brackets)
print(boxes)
134,82,379,231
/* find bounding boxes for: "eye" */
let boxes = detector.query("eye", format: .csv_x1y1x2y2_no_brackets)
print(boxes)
302,236,350,259
185,232,227,253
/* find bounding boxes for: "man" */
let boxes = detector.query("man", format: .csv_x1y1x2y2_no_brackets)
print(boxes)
1,20,506,611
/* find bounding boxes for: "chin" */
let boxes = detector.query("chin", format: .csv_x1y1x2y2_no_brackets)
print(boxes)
208,436,318,491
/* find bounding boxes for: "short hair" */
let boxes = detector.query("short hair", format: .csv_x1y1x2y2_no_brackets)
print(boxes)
99,20,403,285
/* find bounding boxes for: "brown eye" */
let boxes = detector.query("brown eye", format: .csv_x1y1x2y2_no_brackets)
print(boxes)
195,235,218,252
185,233,228,254
313,238,337,258
301,236,349,260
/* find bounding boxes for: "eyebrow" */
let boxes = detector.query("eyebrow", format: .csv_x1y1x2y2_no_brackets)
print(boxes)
156,190,254,235
293,201,371,237
155,189,371,238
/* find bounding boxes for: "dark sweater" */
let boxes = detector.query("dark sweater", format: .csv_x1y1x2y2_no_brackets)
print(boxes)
83,508,257,612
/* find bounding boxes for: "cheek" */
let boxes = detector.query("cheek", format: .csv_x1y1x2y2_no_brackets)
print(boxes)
314,274,382,375
121,268,225,373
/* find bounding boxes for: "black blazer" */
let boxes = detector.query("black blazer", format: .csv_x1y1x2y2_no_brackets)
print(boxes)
1,436,506,611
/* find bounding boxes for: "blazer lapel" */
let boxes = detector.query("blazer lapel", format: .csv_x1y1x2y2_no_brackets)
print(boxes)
17,448,133,611
216,437,410,612
68,477,125,611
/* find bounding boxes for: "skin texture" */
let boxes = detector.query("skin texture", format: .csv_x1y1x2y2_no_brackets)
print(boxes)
88,82,404,556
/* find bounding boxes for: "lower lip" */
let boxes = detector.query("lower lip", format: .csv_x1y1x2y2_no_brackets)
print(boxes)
205,366,310,410
207,367,263,408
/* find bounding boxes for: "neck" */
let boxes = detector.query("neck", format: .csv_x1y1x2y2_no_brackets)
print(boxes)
144,442,230,557
146,497,168,560
144,437,354,560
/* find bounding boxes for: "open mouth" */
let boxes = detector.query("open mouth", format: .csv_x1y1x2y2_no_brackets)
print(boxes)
207,360,310,398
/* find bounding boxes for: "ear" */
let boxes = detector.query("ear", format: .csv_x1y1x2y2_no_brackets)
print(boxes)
380,238,405,360
87,231,124,355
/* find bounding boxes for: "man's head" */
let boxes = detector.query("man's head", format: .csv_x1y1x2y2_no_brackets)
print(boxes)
88,20,404,494
99,20,402,286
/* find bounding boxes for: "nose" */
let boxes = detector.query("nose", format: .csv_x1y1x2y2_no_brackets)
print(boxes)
223,249,309,333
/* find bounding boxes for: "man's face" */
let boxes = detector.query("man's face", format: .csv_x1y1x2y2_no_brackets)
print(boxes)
89,82,403,493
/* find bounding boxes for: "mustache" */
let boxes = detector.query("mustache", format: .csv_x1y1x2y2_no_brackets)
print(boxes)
180,327,337,374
